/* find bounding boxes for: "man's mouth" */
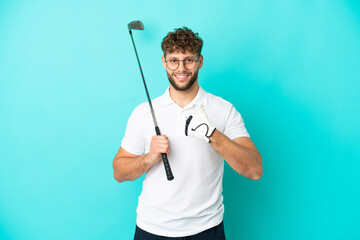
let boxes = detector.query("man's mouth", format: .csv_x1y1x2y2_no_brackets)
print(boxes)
174,73,190,81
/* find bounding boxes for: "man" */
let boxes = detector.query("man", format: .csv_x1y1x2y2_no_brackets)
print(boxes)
113,27,262,239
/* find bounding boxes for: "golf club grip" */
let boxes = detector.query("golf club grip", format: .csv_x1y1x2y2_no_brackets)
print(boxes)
155,126,174,181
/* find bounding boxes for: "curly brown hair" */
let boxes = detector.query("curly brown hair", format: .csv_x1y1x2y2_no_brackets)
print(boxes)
161,27,203,57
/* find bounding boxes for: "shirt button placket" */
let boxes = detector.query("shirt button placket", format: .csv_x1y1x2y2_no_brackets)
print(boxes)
177,109,184,137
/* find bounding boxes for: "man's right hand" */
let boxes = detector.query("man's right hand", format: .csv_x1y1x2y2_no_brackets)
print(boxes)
113,135,170,182
147,135,169,167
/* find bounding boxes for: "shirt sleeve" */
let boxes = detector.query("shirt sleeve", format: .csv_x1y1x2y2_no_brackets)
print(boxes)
121,106,146,155
223,104,250,140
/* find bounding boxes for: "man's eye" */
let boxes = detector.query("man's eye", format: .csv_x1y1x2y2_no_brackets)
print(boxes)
169,59,178,63
186,59,195,63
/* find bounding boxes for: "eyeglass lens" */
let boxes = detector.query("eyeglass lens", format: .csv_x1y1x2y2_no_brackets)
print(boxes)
166,58,197,70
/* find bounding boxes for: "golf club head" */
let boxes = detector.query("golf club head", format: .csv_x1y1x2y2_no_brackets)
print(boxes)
128,20,144,31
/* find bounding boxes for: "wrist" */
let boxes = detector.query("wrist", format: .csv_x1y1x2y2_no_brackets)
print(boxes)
208,129,221,144
207,127,216,142
141,153,153,172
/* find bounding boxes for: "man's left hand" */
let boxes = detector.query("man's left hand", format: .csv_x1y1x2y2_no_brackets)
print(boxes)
185,103,216,143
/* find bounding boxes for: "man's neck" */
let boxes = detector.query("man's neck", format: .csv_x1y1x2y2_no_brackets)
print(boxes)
169,84,200,108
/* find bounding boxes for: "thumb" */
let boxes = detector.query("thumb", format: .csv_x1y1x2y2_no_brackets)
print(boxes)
185,115,193,136
198,103,206,115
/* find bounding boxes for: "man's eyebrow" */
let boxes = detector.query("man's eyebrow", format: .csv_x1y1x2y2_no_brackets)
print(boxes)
168,57,195,60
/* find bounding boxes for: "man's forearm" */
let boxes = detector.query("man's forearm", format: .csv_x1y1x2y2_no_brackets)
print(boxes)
209,130,263,180
113,154,151,183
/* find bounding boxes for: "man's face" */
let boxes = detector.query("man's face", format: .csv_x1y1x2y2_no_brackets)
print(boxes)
161,51,203,91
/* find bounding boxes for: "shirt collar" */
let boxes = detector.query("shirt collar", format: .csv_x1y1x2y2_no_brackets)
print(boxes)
158,87,208,108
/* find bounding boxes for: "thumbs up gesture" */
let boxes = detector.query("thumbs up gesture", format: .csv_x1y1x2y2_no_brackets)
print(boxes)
185,103,216,143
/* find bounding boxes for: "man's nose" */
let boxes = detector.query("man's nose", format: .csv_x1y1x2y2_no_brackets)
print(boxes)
178,60,186,71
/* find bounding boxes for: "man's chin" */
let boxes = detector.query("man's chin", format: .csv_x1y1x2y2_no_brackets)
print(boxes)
174,80,188,88
170,81,194,91
173,86,189,91
168,72,198,91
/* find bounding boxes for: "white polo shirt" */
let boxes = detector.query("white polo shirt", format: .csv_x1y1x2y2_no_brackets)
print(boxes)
121,87,249,237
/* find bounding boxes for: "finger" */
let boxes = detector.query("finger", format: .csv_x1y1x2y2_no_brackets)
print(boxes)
155,148,169,155
159,147,170,155
153,140,169,147
157,137,169,142
158,143,169,150
152,134,168,138
151,137,169,143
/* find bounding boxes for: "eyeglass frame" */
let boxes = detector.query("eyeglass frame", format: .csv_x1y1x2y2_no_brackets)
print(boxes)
164,55,201,70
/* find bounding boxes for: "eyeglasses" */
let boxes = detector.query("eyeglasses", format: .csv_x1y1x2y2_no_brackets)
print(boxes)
164,56,200,70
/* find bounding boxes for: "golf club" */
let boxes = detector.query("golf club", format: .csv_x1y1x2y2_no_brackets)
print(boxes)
127,20,174,181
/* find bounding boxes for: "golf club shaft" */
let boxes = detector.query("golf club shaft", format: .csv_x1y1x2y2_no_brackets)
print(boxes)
128,31,174,181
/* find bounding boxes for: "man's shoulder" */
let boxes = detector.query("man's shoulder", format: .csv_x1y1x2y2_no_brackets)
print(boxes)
130,101,149,116
205,90,234,108
130,89,168,117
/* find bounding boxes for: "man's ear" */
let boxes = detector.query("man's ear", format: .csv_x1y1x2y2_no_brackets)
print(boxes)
161,55,167,70
198,55,204,69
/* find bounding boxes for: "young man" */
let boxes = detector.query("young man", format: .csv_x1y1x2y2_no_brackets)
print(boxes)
113,27,262,239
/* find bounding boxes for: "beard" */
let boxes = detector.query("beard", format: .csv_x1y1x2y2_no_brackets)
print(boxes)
167,69,199,91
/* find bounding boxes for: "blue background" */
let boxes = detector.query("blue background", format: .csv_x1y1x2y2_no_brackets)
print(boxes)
1,0,359,239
